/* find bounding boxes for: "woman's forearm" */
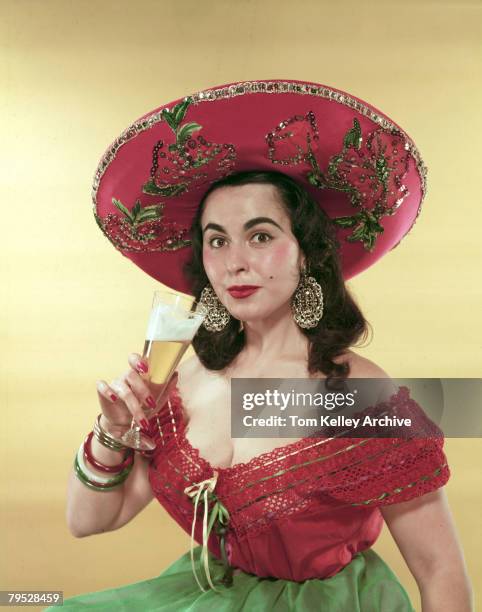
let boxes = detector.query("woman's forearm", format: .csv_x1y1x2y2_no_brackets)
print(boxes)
420,569,473,612
66,425,131,537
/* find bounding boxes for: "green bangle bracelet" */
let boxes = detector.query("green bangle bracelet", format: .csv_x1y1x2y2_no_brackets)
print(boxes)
73,456,132,491
75,452,133,483
74,459,130,491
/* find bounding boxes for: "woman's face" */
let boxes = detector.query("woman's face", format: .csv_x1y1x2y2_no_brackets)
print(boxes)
201,183,305,323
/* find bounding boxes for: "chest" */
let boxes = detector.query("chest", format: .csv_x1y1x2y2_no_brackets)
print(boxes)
176,364,322,469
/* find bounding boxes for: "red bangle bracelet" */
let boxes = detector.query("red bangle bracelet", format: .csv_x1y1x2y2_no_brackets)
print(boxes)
83,431,134,474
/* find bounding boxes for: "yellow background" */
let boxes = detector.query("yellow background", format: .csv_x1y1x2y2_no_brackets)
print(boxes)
2,1,481,610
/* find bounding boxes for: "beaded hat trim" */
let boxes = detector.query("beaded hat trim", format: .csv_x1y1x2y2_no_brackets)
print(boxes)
92,79,427,292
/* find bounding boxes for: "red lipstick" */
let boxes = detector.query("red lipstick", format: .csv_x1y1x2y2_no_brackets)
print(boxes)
228,285,260,299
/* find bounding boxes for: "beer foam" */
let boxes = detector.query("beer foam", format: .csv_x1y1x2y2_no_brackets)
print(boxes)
145,303,204,341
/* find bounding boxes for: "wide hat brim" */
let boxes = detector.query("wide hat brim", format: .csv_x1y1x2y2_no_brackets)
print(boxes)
93,79,427,295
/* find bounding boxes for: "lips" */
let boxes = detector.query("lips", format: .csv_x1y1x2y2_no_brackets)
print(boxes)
227,286,260,299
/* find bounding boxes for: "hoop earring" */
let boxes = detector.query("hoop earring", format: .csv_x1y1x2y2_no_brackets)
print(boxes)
199,284,231,332
292,271,324,329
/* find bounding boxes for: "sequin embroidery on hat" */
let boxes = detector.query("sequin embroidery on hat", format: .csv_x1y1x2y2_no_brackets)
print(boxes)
267,114,411,251
266,110,319,166
309,121,411,251
142,97,236,198
93,198,191,253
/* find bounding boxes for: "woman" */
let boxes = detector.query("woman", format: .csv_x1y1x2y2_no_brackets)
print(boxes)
55,80,472,610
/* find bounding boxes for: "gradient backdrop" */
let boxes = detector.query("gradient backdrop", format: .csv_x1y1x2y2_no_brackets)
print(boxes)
2,1,481,610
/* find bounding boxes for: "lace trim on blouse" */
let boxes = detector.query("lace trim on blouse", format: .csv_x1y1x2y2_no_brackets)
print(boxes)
147,385,450,540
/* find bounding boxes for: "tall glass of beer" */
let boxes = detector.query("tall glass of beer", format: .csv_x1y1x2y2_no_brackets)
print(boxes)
120,289,206,450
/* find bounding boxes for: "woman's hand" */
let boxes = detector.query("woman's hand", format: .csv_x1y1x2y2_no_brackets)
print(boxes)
95,352,178,437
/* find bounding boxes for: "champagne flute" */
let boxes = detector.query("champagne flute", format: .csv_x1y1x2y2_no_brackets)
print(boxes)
120,289,206,451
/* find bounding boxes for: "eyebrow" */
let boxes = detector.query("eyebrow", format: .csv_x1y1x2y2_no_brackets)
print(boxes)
202,216,284,235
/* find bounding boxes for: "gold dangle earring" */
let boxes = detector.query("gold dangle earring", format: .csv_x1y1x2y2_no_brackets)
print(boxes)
292,263,324,329
199,284,231,332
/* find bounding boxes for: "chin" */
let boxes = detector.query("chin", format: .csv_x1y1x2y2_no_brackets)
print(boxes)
228,306,280,323
225,303,259,319
223,293,290,322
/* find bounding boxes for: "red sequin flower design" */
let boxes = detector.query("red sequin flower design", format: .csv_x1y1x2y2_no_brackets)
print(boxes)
94,199,191,253
142,98,236,198
267,112,413,251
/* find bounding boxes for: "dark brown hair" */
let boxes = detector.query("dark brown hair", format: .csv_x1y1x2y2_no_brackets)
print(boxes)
183,170,371,383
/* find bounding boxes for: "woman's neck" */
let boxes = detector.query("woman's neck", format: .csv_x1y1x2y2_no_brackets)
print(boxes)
240,310,309,364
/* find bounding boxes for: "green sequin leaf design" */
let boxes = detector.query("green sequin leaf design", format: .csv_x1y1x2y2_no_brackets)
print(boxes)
333,210,385,251
142,181,189,197
162,101,185,131
111,198,133,222
343,117,363,150
94,202,191,252
307,160,362,208
306,118,406,252
162,97,191,130
161,97,202,152
176,122,203,147
112,198,163,231
142,96,233,196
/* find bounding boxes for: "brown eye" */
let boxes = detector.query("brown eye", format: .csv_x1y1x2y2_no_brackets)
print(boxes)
209,236,225,248
251,232,272,244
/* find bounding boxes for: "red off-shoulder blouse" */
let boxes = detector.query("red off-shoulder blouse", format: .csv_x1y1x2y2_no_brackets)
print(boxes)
146,384,450,582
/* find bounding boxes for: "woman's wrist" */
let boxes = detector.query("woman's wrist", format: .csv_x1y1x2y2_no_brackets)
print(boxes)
88,435,126,476
72,416,135,491
98,414,131,442
86,416,128,470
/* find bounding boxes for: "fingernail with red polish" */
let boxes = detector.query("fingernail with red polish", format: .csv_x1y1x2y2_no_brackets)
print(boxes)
137,362,148,373
140,418,150,430
145,396,156,409
110,393,118,402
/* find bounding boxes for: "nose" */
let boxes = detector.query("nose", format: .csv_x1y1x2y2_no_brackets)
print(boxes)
225,243,249,274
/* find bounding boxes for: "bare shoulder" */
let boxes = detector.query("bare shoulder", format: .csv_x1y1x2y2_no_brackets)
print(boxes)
338,349,392,379
341,350,399,402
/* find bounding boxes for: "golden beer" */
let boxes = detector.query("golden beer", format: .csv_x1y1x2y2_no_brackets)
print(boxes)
142,338,190,385
120,290,205,450
141,294,206,411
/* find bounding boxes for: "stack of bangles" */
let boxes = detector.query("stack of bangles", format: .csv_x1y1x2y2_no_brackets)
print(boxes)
73,415,152,492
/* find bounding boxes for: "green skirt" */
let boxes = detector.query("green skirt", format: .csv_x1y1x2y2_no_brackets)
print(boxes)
47,546,415,611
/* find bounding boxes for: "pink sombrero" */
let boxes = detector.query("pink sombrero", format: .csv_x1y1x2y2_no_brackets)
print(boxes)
92,79,427,295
